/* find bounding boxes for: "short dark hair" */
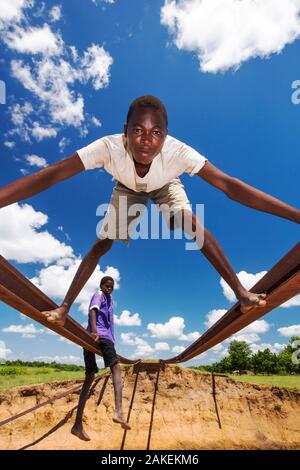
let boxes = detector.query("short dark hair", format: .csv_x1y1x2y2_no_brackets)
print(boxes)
126,95,168,127
100,276,114,287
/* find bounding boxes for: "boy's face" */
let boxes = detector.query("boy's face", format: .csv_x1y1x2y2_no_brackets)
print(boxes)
101,280,114,296
124,107,168,166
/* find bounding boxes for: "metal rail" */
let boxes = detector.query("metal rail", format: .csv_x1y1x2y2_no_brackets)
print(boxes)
163,242,300,363
0,256,136,364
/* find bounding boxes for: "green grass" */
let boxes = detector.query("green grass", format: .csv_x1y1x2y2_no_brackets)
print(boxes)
229,374,300,390
0,366,85,392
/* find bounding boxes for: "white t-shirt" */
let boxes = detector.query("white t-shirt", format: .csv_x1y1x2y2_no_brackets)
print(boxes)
77,134,207,193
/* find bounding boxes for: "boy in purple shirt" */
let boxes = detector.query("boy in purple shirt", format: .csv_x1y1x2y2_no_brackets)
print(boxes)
71,276,130,441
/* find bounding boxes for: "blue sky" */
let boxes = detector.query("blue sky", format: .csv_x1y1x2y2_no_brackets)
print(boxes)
0,0,299,367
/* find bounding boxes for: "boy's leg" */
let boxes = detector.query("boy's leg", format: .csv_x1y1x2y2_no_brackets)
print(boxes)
71,348,98,441
43,237,113,325
111,362,131,430
181,210,266,313
152,178,266,314
71,372,95,441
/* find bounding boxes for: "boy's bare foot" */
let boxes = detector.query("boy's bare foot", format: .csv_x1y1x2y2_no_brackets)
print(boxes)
43,306,68,326
112,413,131,430
238,291,267,313
71,425,91,441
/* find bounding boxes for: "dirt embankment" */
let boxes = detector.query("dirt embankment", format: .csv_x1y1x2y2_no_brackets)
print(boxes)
0,365,300,450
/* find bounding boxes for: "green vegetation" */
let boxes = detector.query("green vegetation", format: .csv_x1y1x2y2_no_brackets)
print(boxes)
228,374,300,389
0,360,86,391
193,337,300,376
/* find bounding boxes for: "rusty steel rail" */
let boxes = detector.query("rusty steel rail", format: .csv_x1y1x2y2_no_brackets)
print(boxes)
0,256,136,364
0,370,111,428
163,242,300,363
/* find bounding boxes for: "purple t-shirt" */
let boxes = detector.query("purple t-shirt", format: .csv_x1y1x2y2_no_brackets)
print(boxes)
87,290,115,343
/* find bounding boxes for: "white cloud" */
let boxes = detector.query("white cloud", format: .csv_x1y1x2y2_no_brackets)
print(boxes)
4,24,63,55
92,116,102,127
179,331,200,341
31,258,120,313
1,323,44,338
231,319,270,343
58,137,70,153
147,316,185,339
220,270,267,303
0,203,74,264
250,342,285,354
49,5,62,22
120,332,155,358
81,44,113,90
4,141,15,148
31,123,57,141
120,332,136,345
11,58,85,128
0,340,12,361
161,0,300,73
278,324,300,337
0,0,32,25
114,310,141,326
204,309,227,328
281,294,300,308
25,154,48,168
172,345,185,354
3,7,113,139
34,355,83,364
155,342,170,351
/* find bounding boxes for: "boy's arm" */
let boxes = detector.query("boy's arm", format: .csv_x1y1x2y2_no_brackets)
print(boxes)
89,308,99,342
198,162,300,224
0,152,84,209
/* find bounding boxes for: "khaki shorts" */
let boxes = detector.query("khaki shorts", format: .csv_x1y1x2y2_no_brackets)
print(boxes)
98,177,192,242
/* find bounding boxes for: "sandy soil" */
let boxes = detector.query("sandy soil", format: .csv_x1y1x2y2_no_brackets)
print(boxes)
0,365,300,450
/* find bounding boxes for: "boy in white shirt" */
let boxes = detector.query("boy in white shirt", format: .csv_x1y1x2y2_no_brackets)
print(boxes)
0,96,299,326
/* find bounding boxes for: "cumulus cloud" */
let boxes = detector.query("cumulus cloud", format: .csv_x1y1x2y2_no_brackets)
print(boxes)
1,4,113,141
154,342,170,351
172,345,185,354
231,319,270,343
178,331,200,341
0,203,74,264
31,258,120,313
204,309,227,328
220,269,300,308
33,355,83,364
147,316,185,339
278,324,300,337
114,310,141,326
25,154,48,168
147,316,200,342
4,23,63,55
220,271,267,303
4,141,15,148
250,342,285,354
49,5,62,22
0,0,32,25
281,294,300,308
120,332,155,358
161,0,300,73
1,323,44,338
81,44,113,90
0,340,12,361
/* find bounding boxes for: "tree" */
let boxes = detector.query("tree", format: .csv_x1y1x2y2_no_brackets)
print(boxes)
227,340,252,371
